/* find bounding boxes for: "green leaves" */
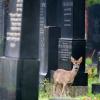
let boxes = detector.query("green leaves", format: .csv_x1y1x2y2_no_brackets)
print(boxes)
86,0,100,6
86,57,93,66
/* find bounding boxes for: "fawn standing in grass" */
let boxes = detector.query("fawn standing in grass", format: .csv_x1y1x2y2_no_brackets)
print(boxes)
53,56,83,96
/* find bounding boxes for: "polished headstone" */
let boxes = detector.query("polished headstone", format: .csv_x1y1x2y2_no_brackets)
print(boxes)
20,0,40,59
48,27,61,70
46,26,61,78
5,0,23,58
46,0,85,39
72,39,86,73
58,38,72,70
58,38,86,73
73,0,85,39
5,0,40,59
2,0,40,100
88,4,100,50
46,0,58,26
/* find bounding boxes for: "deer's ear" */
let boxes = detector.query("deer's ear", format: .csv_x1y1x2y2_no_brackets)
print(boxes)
78,57,83,63
71,56,75,63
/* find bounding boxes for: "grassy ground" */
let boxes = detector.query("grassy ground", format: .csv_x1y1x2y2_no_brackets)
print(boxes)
39,67,100,100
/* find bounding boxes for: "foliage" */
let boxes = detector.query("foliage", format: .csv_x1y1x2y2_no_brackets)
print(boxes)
39,78,52,99
86,0,100,7
86,57,93,66
39,67,100,100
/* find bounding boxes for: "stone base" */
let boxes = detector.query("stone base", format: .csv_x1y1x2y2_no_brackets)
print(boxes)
92,84,100,94
50,84,88,97
68,86,88,97
49,97,80,100
0,57,40,100
73,73,88,86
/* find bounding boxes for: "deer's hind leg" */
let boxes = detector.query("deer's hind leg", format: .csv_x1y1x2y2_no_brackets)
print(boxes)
53,82,57,96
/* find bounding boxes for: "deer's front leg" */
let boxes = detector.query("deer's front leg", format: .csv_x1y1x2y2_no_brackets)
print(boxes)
61,84,66,96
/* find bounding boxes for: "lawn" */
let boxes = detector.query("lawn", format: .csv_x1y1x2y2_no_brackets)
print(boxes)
39,67,100,100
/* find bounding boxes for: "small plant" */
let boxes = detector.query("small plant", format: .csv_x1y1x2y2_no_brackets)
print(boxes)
86,57,93,67
39,78,52,99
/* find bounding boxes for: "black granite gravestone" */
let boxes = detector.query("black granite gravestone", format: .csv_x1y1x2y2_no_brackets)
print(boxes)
0,0,40,100
5,0,40,59
58,39,86,73
58,38,87,86
45,26,61,78
46,0,87,86
47,0,85,38
46,0,58,26
57,0,86,74
88,4,100,51
88,5,100,94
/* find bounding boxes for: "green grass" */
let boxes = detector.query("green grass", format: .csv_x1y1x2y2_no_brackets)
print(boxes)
39,67,100,100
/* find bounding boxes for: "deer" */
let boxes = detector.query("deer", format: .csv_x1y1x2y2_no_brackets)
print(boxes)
53,56,83,96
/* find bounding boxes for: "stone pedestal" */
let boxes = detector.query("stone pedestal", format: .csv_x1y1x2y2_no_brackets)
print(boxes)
0,57,39,100
92,84,100,94
49,97,80,100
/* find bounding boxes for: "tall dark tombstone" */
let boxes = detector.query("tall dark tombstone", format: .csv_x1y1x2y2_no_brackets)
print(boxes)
59,0,87,86
0,0,40,100
88,4,100,52
88,4,100,94
47,0,87,86
45,26,61,78
39,0,61,80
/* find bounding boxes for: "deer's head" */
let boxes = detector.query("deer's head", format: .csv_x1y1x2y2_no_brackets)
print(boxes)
71,56,83,71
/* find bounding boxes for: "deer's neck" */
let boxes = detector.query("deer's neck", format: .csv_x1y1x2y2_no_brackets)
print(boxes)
71,68,78,77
